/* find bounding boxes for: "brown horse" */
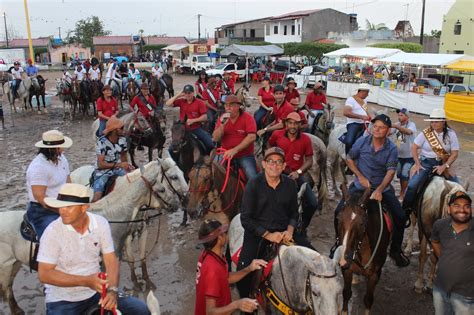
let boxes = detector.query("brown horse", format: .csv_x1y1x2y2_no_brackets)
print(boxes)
29,75,48,113
142,71,174,105
127,78,138,103
70,79,81,117
90,80,103,114
337,183,391,314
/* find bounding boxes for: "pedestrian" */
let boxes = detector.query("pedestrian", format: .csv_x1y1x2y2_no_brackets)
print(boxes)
431,191,473,315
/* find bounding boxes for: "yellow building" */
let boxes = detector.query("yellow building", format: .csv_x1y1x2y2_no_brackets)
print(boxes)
439,0,474,55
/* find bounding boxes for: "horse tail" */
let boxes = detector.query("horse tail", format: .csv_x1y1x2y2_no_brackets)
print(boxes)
317,144,329,213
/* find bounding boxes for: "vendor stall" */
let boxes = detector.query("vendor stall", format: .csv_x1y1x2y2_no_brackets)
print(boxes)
444,59,474,124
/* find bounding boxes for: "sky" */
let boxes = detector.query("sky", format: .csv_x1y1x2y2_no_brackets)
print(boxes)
0,0,456,40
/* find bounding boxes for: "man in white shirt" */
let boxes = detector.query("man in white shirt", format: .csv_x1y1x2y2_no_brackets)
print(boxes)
105,59,118,84
11,61,24,98
128,63,141,86
381,67,389,81
74,65,87,82
343,83,371,155
38,183,150,315
88,63,101,81
151,63,163,80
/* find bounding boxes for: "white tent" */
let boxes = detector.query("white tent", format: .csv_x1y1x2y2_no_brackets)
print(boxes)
376,53,466,67
323,47,402,59
162,44,188,51
219,44,284,57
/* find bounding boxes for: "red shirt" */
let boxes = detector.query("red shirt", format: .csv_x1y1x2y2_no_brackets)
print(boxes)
297,110,308,125
96,97,118,121
305,91,327,110
173,97,207,130
258,87,275,108
202,86,220,110
216,111,257,158
273,101,294,123
285,88,300,103
130,94,157,119
195,81,207,96
269,129,313,172
195,251,232,315
222,79,235,94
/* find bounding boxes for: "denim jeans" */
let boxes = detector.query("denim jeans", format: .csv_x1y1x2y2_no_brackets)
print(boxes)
296,175,318,229
190,127,214,154
254,106,268,130
97,120,107,137
397,158,415,181
12,79,21,96
46,292,150,315
345,122,365,154
121,77,128,93
215,154,258,181
26,202,59,240
92,168,126,193
433,286,474,315
335,183,406,253
207,109,217,133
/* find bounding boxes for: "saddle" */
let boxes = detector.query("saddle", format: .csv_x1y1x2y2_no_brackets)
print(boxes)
89,172,118,197
188,132,207,155
20,214,40,272
338,125,365,144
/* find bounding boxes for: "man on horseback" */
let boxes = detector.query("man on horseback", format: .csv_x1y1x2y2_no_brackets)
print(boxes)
221,71,235,102
11,61,24,98
289,98,309,130
25,58,38,77
128,63,141,86
92,116,134,202
37,183,150,314
88,63,102,82
269,112,318,236
212,95,258,180
284,77,300,104
202,76,222,133
343,83,371,155
334,114,410,267
305,82,327,133
118,60,129,100
74,64,87,82
166,85,214,155
256,84,294,137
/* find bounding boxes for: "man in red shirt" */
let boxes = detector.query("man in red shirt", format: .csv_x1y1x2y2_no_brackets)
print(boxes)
289,99,309,130
304,82,327,133
166,85,214,155
257,84,294,137
129,84,157,120
213,95,258,180
284,77,300,104
195,219,266,315
269,112,318,234
221,71,235,99
201,76,221,133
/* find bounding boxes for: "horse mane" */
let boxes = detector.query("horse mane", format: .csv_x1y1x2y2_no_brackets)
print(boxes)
289,246,337,277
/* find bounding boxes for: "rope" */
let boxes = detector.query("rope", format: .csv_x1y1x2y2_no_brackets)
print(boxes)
99,272,117,315
215,147,232,193
363,201,384,269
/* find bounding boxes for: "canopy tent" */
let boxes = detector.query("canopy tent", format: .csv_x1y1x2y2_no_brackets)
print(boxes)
445,59,474,72
162,44,188,51
219,44,284,57
376,53,465,67
323,47,402,59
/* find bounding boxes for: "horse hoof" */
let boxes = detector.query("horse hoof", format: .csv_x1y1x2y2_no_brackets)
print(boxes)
133,282,143,292
37,110,42,115
414,286,423,294
145,281,157,291
423,286,433,295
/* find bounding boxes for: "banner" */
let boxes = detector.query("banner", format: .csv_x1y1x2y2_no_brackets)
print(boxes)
445,93,474,124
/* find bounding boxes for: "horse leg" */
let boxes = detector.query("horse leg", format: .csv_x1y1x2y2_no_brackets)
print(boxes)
36,93,41,113
342,269,353,315
426,253,438,293
363,271,380,314
139,226,156,291
129,148,138,169
414,235,427,293
0,261,24,315
404,213,417,257
181,208,188,226
124,233,142,292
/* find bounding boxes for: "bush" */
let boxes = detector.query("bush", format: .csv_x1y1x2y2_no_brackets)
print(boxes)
143,44,167,52
283,42,348,59
368,42,422,53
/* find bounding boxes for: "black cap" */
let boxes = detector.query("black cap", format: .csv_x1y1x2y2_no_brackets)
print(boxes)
262,76,271,82
448,191,472,205
396,108,409,115
371,114,392,128
274,84,285,93
183,84,194,93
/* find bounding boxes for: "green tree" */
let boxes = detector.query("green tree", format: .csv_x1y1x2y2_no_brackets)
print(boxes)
368,42,422,53
283,42,347,62
68,16,110,47
365,19,390,31
430,29,442,38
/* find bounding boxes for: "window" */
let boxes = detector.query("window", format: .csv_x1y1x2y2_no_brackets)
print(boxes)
284,25,287,35
298,24,301,35
225,30,228,37
291,25,295,35
274,25,278,34
265,25,270,36
454,20,461,35
229,29,234,38
243,29,247,38
250,29,256,38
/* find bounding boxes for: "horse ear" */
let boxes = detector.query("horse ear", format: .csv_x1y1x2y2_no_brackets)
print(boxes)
359,188,372,205
340,183,349,203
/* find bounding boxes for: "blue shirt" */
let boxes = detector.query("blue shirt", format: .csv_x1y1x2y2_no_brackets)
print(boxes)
348,135,398,191
26,65,38,76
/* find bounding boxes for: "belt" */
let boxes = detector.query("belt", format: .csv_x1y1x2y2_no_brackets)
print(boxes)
420,156,442,162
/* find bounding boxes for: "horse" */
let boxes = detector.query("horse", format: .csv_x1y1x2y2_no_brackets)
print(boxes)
90,79,103,113
229,213,344,314
327,125,348,196
310,103,335,145
127,78,139,103
28,75,47,113
109,78,123,110
235,83,252,109
79,79,95,117
70,78,81,117
337,183,391,315
142,71,174,105
56,78,74,119
0,159,188,315
402,176,467,294
5,76,32,113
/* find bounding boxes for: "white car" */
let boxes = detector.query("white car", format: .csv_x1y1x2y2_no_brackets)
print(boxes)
206,63,246,78
447,83,474,93
286,66,327,88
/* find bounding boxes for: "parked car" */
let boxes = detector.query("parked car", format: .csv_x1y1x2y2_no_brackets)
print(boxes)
206,63,246,78
447,83,474,93
416,78,443,89
273,60,298,72
286,65,326,87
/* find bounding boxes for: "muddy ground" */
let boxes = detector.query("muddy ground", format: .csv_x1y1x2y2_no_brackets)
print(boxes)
0,71,473,315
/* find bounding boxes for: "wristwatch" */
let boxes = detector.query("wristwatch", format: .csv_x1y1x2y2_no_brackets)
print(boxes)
296,169,303,175
445,163,450,169
107,286,119,294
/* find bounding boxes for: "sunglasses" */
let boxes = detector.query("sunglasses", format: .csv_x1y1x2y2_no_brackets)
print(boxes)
265,159,284,166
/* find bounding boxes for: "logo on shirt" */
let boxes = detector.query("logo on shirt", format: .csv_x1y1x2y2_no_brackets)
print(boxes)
237,129,245,134
293,154,301,161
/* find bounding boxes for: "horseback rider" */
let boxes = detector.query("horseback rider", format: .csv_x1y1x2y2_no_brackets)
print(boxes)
269,112,318,239
195,70,208,99
96,85,119,137
128,63,141,86
118,60,129,100
26,130,73,239
212,95,258,180
25,58,38,77
166,85,214,155
92,116,134,202
289,98,309,130
201,76,222,133
130,84,157,123
254,76,274,130
284,77,300,104
74,64,87,82
221,71,235,102
195,219,265,315
402,108,460,215
305,82,327,133
62,66,73,86
256,84,294,137
37,183,150,314
151,63,164,80
105,58,119,85
11,61,24,98
334,114,410,267
343,83,371,155
88,63,102,82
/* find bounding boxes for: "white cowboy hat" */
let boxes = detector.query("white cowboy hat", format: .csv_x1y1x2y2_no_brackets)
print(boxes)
424,108,446,121
35,130,73,148
357,83,371,91
44,183,91,208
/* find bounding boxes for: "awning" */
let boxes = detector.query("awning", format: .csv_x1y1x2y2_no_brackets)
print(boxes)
445,59,474,72
162,44,188,51
323,47,402,59
219,44,284,57
376,53,465,67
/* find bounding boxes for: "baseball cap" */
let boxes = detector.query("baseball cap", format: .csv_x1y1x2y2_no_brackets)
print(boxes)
371,114,392,128
396,108,409,115
264,147,285,161
183,84,194,93
225,95,242,105
448,191,472,205
274,84,285,93
285,112,301,122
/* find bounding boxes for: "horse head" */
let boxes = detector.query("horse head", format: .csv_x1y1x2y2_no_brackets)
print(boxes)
236,84,251,108
186,156,213,218
157,157,189,209
170,118,187,154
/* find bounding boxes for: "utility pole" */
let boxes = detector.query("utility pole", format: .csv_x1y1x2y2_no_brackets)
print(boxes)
197,14,201,44
23,0,35,64
403,3,409,41
420,0,426,46
3,13,8,48
58,26,61,39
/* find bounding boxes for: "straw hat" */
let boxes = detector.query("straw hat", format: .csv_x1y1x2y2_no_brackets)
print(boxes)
103,116,124,135
35,130,73,149
424,108,446,122
225,95,242,105
44,183,91,208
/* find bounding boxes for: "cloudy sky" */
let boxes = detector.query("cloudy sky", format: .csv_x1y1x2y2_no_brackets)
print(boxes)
0,0,456,40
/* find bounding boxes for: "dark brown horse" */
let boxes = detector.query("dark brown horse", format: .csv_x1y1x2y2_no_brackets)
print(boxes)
71,79,81,117
142,71,174,105
126,78,138,103
29,75,48,113
337,183,391,314
90,80,103,114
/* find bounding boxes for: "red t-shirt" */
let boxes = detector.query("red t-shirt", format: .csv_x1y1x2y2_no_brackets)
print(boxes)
258,87,275,108
273,101,295,123
96,97,118,121
216,111,257,158
195,251,232,315
305,91,327,110
202,87,220,110
269,129,313,172
222,79,235,94
284,88,300,103
195,81,207,96
130,94,157,119
173,97,208,130
297,110,308,125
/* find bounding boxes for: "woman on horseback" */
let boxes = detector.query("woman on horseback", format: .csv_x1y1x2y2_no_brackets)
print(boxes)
195,70,208,99
26,130,73,239
254,77,274,130
284,77,299,104
96,85,119,137
305,82,327,133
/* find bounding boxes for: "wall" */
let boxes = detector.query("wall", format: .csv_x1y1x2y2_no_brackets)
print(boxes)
94,45,134,60
217,20,266,46
49,44,91,64
302,9,355,42
264,19,303,44
439,0,474,55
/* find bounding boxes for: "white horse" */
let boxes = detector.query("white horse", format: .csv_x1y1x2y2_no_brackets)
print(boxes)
56,78,74,119
229,213,344,314
0,159,187,315
326,125,347,196
4,76,32,113
402,176,467,293
306,133,329,214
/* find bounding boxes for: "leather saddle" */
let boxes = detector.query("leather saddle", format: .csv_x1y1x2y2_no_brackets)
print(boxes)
20,214,40,271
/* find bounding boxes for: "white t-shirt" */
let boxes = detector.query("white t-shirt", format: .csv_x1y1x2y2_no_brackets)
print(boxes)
382,68,389,80
26,154,70,203
128,68,140,80
345,96,368,124
393,120,417,158
12,67,24,79
37,213,115,303
414,128,460,159
88,68,100,80
105,63,117,81
152,66,163,79
74,68,87,81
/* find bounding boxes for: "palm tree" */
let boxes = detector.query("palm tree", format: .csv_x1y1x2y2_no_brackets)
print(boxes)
365,19,390,31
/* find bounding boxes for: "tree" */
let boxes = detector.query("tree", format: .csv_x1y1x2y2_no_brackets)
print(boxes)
283,42,348,62
430,29,442,38
68,16,110,47
369,42,422,53
365,19,390,31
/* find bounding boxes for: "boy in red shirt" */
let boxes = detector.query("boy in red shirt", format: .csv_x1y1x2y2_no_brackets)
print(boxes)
129,84,157,120
257,84,294,137
304,82,327,132
96,85,119,136
195,219,266,315
284,77,300,104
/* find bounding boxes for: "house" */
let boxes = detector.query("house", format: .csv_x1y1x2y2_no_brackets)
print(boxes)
215,17,270,46
394,20,415,38
145,36,188,46
264,9,358,44
0,37,52,63
439,0,474,55
49,44,91,65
